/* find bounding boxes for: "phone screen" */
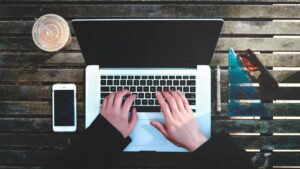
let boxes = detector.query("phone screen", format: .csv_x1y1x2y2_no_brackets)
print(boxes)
54,90,75,126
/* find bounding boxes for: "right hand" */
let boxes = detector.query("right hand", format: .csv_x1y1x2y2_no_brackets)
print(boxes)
101,90,137,138
150,91,208,152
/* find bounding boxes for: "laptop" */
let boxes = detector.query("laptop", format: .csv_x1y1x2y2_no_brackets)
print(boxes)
72,18,223,152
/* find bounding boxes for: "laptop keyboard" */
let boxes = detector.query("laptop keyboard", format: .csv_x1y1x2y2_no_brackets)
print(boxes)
100,75,196,112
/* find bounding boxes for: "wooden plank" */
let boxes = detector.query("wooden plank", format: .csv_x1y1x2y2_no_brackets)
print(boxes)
211,53,300,67
2,37,300,52
213,103,300,116
0,69,84,83
1,0,300,2
3,21,300,35
0,101,84,116
1,69,299,84
222,21,300,35
1,101,300,117
0,52,85,67
220,87,300,101
1,52,300,68
1,117,300,133
219,70,300,83
0,5,300,19
0,118,84,132
213,119,300,133
216,37,300,52
2,133,300,150
0,85,83,101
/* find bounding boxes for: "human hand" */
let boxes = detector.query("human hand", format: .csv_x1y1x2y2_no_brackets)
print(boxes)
101,90,137,138
150,90,208,152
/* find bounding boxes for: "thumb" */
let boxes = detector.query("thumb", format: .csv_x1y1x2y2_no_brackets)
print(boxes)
128,107,138,132
150,121,169,139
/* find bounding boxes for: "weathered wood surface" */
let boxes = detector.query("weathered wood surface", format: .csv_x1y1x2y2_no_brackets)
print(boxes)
1,0,300,168
2,52,300,67
0,5,300,19
2,37,300,52
2,21,300,35
2,101,299,117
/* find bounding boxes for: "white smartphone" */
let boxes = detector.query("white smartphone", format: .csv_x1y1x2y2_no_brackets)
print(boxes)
52,84,77,132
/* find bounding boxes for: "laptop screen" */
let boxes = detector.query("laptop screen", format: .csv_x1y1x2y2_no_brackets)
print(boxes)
72,19,223,67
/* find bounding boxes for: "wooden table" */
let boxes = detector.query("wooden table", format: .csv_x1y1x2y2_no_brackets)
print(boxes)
1,0,300,168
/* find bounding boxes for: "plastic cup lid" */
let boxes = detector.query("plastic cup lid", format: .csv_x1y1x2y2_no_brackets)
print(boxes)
32,14,70,52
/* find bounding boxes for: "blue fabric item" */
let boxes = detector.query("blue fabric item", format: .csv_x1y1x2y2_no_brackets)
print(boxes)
228,48,268,116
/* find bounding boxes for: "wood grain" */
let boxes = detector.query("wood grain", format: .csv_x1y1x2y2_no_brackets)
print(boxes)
2,21,300,35
0,5,300,19
2,37,300,51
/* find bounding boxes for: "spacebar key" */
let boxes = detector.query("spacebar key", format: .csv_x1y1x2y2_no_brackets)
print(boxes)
134,106,161,112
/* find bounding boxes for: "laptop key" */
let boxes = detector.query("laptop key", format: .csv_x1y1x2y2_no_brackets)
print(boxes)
190,87,196,92
138,93,144,98
176,76,182,79
117,87,123,91
149,76,154,79
107,80,113,85
142,76,147,79
121,80,126,85
114,76,120,79
101,80,106,85
140,80,146,85
170,87,176,91
162,76,168,79
183,87,189,92
160,80,166,86
147,80,152,85
188,100,196,105
111,87,116,92
135,106,161,112
108,76,113,79
163,87,169,91
114,80,119,85
173,80,179,85
155,76,161,79
187,80,196,85
144,87,149,92
154,80,159,85
137,87,142,92
149,100,154,105
150,87,155,92
134,80,139,85
167,80,172,85
142,100,147,105
151,93,156,98
128,76,134,79
127,80,133,85
145,93,151,98
169,76,175,79
135,76,141,79
180,80,186,85
183,76,189,79
130,87,136,92
101,87,109,92
101,76,106,79
157,87,162,91
121,76,127,79
135,99,141,105
101,93,110,98
185,93,196,98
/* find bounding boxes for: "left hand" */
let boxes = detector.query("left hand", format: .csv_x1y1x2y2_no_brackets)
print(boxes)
101,90,137,138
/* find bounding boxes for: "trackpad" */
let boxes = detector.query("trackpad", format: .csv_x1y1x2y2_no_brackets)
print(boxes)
129,119,167,146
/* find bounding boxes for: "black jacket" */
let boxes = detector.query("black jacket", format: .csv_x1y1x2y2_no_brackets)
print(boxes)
46,115,254,169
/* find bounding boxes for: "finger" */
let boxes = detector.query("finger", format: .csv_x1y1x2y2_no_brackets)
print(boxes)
162,91,180,114
113,89,130,108
107,92,116,106
102,97,108,110
122,94,136,113
170,91,185,112
177,90,193,112
156,92,172,120
128,107,138,132
150,121,170,139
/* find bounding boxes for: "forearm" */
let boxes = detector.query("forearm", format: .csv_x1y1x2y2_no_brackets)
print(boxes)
46,115,131,169
192,132,255,169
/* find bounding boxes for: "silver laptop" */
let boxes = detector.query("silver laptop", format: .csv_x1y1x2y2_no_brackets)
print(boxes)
72,18,223,152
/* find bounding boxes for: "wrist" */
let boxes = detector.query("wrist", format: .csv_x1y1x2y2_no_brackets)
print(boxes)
187,135,208,152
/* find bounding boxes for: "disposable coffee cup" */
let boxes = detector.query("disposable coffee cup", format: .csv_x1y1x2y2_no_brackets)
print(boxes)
32,14,71,52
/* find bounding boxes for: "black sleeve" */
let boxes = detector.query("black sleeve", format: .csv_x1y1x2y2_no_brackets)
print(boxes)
192,132,255,169
46,115,131,169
